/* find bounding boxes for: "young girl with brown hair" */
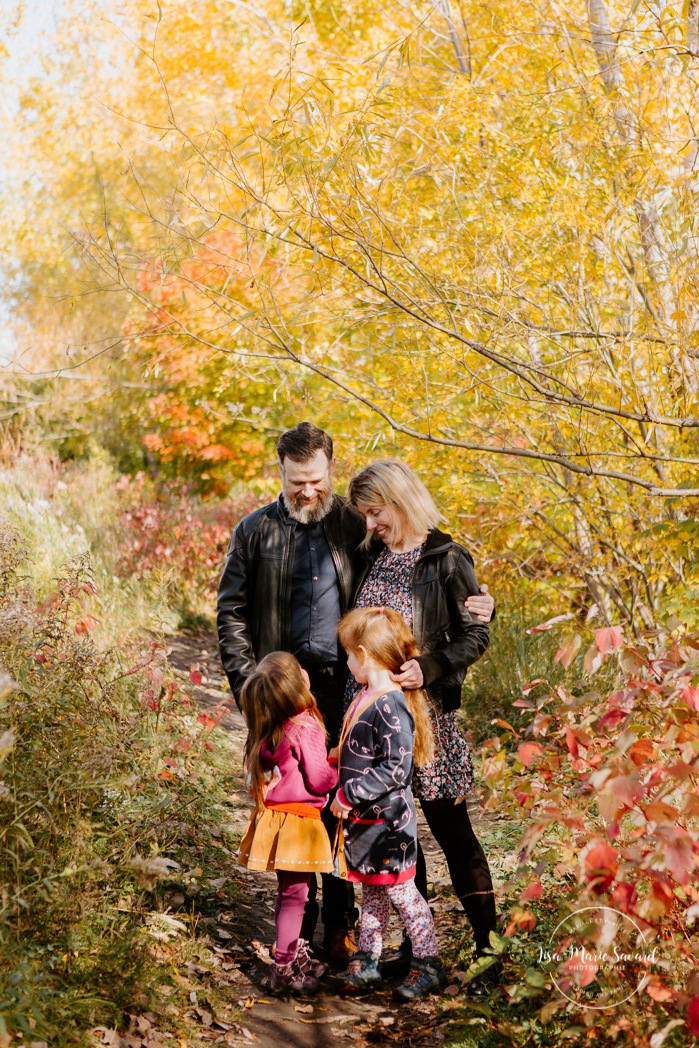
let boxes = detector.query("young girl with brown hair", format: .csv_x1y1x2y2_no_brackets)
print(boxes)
238,651,337,995
330,607,447,1001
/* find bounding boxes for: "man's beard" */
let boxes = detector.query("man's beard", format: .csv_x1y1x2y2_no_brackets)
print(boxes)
282,485,334,524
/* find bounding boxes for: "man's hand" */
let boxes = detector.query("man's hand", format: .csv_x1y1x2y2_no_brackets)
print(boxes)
391,659,424,689
330,795,348,819
466,583,494,622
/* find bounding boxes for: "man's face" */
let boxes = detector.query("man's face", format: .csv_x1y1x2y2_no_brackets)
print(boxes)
280,449,334,524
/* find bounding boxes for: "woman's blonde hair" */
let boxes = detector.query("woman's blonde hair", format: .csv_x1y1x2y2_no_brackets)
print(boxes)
240,651,325,805
348,460,444,550
338,607,434,766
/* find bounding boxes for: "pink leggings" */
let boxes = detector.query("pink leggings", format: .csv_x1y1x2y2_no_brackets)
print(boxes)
358,879,438,958
274,871,312,964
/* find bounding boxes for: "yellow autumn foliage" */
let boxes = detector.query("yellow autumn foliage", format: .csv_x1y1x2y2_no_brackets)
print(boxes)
2,0,698,626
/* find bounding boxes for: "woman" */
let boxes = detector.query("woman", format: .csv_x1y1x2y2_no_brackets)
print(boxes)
346,460,498,994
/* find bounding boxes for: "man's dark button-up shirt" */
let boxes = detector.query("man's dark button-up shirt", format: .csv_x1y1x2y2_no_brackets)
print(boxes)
290,520,341,666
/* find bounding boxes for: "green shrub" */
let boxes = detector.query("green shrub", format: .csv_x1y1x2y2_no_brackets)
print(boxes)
0,516,235,1041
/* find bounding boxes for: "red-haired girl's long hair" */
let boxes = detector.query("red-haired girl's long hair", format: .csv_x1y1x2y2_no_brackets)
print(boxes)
240,651,325,804
338,607,434,765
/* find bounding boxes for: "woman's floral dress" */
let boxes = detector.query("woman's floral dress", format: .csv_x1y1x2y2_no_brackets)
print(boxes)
344,543,475,801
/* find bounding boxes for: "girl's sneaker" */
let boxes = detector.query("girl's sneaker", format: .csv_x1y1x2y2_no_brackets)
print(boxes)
393,956,447,1002
295,938,328,979
337,950,381,993
268,953,320,996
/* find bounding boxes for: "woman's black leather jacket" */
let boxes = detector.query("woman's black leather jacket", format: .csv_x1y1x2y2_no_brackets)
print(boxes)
354,528,490,713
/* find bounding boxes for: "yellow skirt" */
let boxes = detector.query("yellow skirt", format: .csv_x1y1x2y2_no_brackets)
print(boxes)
238,807,334,874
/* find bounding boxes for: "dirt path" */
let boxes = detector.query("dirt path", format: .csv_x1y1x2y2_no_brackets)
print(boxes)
166,630,484,1048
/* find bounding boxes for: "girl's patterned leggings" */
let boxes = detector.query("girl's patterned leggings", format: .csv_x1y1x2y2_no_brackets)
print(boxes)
358,879,438,958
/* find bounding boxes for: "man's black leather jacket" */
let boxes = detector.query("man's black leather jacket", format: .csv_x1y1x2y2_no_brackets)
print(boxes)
354,528,490,713
217,494,366,702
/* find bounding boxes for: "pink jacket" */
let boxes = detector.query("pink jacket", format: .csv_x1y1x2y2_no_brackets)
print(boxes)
261,711,337,808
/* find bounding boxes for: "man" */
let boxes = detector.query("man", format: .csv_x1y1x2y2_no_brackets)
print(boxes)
218,422,364,961
217,422,364,746
217,422,494,961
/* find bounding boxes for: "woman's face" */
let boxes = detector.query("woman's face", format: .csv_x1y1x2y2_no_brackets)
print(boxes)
355,501,404,547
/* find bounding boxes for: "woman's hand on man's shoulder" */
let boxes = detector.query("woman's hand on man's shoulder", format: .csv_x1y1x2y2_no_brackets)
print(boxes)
465,583,494,622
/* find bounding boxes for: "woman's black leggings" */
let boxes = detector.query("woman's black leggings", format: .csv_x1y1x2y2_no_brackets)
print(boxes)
415,797,497,956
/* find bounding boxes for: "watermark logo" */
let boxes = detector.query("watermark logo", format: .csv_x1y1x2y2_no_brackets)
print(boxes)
537,906,659,1008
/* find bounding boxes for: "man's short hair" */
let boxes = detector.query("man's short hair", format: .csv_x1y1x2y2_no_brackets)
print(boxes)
277,422,333,464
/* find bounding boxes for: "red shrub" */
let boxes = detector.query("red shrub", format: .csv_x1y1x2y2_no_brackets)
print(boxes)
116,475,257,603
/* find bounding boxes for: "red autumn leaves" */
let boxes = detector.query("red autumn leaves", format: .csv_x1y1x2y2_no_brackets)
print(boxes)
485,614,699,1031
581,841,618,892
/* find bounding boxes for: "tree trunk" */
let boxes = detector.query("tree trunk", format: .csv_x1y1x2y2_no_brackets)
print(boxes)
438,0,470,76
688,0,699,52
586,0,624,91
585,0,633,139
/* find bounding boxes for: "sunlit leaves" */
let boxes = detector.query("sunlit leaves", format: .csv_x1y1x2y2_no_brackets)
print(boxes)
3,0,698,632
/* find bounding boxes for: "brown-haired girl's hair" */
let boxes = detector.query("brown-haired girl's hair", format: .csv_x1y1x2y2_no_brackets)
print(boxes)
240,651,325,804
338,607,435,766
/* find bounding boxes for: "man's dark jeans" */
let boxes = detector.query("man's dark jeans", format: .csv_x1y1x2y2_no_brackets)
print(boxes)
300,664,358,936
